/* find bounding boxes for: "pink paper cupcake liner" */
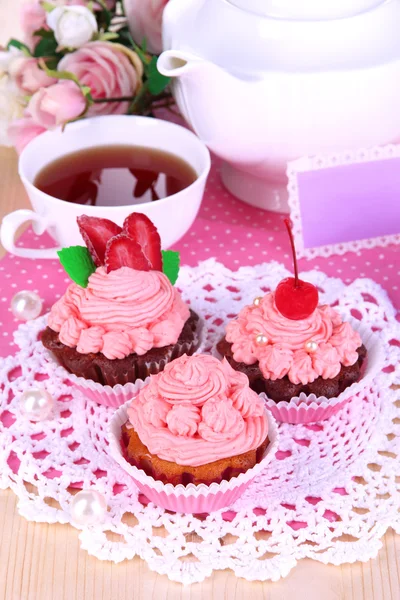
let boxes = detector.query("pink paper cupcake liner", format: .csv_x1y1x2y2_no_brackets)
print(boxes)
261,319,384,424
108,404,279,513
45,320,205,408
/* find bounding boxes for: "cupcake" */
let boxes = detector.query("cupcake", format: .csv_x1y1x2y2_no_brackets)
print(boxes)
42,212,201,405
109,354,278,512
217,220,372,423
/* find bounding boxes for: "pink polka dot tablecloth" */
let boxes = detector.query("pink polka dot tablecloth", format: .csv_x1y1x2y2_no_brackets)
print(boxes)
0,156,399,357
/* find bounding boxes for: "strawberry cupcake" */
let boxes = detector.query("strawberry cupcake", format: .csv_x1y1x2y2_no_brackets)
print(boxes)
217,221,381,424
42,213,201,406
109,354,278,513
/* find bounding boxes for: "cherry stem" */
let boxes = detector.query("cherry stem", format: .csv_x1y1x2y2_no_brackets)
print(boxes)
284,218,299,287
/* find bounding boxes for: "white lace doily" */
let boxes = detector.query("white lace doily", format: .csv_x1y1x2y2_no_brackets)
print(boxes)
0,259,399,585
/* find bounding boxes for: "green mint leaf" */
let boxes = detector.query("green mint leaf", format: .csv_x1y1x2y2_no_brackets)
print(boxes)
58,246,96,288
34,36,58,58
162,250,180,285
147,56,171,95
7,39,31,56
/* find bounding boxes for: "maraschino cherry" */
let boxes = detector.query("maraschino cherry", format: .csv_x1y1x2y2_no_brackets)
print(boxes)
274,219,319,320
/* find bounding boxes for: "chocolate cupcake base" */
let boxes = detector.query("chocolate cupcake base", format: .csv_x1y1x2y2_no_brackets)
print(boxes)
42,310,200,386
217,337,367,402
121,423,269,487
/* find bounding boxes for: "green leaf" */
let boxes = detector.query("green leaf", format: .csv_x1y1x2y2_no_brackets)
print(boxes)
7,39,31,56
115,27,132,48
81,85,94,104
147,56,170,96
43,56,60,70
97,32,119,42
38,59,81,86
96,0,112,29
33,28,56,39
42,1,56,11
34,36,58,58
162,250,180,285
58,246,96,288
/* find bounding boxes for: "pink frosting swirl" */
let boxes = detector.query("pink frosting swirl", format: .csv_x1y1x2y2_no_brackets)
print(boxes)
48,266,190,359
198,397,244,442
127,355,269,466
102,331,132,360
156,354,228,406
288,351,316,386
330,322,361,366
166,404,201,437
259,345,293,381
142,392,170,428
76,326,105,354
59,316,86,347
225,292,362,384
227,368,266,418
312,343,341,379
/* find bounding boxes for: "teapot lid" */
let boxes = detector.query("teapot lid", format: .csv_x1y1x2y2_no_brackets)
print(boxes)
228,0,385,20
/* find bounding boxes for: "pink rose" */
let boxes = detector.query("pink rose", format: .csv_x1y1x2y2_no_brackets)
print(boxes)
9,57,54,95
125,0,169,55
7,112,46,154
28,80,87,128
58,42,143,116
20,2,48,50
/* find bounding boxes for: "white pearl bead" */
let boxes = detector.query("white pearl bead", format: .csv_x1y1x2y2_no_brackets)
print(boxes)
71,490,107,526
11,291,42,321
253,296,263,307
20,388,53,422
255,334,268,346
305,340,318,353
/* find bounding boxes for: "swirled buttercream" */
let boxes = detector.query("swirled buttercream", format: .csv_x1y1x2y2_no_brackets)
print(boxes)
48,266,190,359
225,292,362,384
127,354,269,466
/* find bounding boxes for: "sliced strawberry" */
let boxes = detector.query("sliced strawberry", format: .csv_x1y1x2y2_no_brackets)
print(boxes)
123,212,163,271
77,215,122,267
105,233,151,273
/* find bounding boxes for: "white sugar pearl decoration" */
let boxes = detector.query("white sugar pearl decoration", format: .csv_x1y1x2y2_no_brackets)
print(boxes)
71,490,107,526
11,291,42,321
253,297,263,307
20,388,53,422
305,340,318,353
255,334,268,346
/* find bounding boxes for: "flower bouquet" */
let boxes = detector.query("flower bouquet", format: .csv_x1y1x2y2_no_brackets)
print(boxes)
0,0,172,153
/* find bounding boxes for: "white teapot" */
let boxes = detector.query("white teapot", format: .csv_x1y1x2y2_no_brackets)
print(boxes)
158,0,400,212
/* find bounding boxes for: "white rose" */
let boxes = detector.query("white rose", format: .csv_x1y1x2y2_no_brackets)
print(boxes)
0,78,24,147
0,47,23,77
46,6,98,49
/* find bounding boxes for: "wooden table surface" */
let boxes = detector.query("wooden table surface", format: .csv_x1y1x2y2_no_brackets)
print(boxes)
1,4,400,599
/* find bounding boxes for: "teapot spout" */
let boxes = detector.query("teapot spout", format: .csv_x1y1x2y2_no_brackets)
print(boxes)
158,49,252,162
157,50,206,78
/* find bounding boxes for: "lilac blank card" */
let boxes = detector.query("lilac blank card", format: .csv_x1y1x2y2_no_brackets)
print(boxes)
287,145,400,259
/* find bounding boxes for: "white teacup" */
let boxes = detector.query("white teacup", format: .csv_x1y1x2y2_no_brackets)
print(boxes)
0,115,211,259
